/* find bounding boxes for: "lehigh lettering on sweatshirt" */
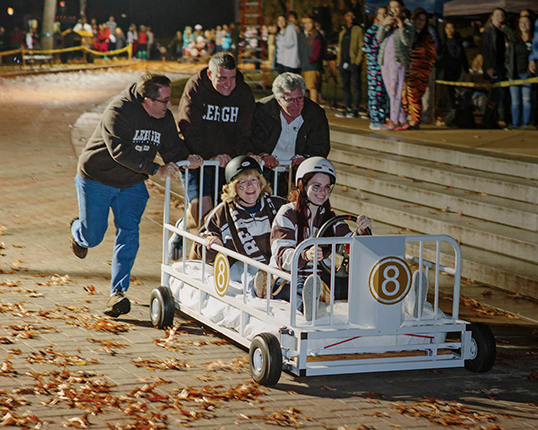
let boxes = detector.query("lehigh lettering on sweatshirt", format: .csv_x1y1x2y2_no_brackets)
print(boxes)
202,104,239,123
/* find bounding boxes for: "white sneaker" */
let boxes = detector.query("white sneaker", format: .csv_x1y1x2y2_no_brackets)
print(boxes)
303,274,322,321
369,122,382,130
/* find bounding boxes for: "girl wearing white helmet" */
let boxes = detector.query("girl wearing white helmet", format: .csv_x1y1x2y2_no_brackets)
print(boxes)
259,157,371,320
194,156,286,293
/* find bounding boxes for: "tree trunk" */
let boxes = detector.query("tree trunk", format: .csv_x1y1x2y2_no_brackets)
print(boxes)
80,0,87,19
41,0,57,50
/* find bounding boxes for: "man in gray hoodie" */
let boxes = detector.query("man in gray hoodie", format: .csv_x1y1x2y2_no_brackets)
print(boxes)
71,73,202,317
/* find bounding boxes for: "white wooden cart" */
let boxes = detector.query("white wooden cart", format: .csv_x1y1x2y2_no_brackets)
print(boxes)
149,162,496,386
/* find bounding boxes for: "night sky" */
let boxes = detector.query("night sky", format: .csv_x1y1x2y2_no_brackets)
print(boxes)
1,0,236,37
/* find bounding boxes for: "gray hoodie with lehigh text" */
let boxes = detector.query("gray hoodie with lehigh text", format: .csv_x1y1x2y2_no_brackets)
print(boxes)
177,67,255,160
78,82,190,189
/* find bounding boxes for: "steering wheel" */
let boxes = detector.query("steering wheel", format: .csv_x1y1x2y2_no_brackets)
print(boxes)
315,215,372,278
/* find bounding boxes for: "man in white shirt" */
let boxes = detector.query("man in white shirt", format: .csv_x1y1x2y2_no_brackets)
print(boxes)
252,72,330,172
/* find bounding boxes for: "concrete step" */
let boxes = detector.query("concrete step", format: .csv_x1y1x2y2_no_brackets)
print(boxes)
330,127,538,181
329,185,538,264
330,142,538,204
332,161,538,232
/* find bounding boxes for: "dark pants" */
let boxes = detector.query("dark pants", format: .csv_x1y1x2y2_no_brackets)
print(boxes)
276,63,301,75
339,63,361,112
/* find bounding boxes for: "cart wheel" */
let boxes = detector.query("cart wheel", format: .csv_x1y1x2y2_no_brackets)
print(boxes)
464,322,496,373
249,333,282,386
150,286,175,329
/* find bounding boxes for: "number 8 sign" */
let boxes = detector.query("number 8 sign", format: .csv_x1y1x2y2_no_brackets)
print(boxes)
214,253,230,297
368,256,411,305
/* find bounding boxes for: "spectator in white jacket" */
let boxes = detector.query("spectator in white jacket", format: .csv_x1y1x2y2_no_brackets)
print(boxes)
275,11,301,74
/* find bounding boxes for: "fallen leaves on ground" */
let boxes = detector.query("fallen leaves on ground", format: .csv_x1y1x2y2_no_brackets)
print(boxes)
459,295,519,318
0,355,17,376
26,345,99,367
36,274,72,286
0,280,21,287
83,285,96,295
87,338,130,355
0,411,46,427
62,414,91,428
391,397,502,428
203,357,248,372
239,407,307,428
324,426,377,430
65,316,131,334
175,382,266,405
131,357,189,371
107,412,168,429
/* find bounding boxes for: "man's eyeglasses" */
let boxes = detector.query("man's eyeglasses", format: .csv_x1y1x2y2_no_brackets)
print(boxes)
153,98,170,105
282,95,304,104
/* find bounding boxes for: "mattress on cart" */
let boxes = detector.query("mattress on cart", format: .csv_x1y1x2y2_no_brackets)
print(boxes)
169,261,446,350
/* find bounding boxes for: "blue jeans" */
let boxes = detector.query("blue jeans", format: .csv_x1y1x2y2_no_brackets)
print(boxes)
72,174,149,294
509,73,532,127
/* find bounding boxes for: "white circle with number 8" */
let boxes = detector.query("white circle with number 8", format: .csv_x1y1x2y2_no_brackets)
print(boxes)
214,253,230,297
368,256,411,305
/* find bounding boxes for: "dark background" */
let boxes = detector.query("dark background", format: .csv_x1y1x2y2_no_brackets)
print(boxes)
0,0,236,37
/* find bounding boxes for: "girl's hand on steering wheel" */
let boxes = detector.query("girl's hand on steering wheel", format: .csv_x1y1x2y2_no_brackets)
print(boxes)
356,215,372,235
305,246,324,262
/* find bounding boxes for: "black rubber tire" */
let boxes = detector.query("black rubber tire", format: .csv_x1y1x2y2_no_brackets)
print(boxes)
150,286,175,329
464,322,496,373
249,333,282,386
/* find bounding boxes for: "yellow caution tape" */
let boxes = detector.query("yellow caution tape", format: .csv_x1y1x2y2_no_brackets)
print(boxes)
0,44,131,58
82,45,131,56
0,48,26,57
436,75,538,89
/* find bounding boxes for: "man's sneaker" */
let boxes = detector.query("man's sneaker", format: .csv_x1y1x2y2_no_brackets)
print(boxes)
346,110,358,118
168,219,184,260
104,291,131,317
369,122,382,130
253,271,269,298
303,274,322,322
70,218,87,259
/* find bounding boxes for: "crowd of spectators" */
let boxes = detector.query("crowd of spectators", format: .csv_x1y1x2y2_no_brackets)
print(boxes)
264,1,537,130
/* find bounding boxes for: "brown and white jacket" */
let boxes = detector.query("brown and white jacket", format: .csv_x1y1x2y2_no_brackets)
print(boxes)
196,194,286,264
270,202,353,277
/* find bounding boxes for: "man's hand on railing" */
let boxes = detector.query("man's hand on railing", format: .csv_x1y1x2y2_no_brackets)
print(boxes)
156,162,180,178
211,153,232,168
291,155,306,168
186,154,203,169
262,154,279,168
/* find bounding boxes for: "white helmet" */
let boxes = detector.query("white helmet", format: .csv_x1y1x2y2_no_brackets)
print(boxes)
295,157,336,187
